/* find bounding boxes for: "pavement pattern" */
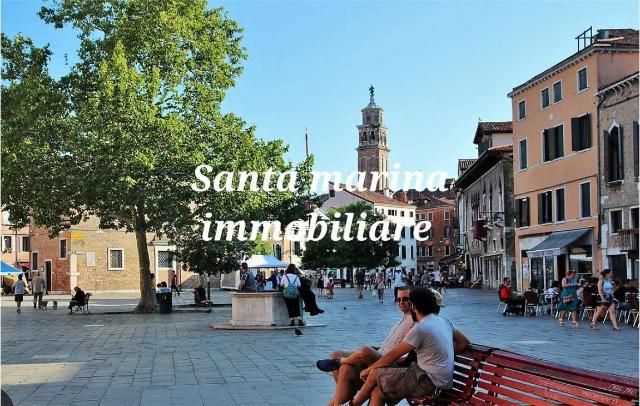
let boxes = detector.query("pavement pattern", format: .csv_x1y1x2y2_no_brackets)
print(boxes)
1,287,637,406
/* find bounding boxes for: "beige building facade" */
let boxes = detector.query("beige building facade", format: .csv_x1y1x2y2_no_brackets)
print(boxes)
508,29,638,291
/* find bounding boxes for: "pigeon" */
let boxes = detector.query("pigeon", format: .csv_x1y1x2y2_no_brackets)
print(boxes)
343,306,347,310
294,328,303,336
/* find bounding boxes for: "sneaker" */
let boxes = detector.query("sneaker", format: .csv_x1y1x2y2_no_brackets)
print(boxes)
298,320,305,326
316,358,340,372
16,308,20,313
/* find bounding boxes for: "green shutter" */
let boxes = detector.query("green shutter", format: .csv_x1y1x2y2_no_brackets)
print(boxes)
604,130,611,181
618,126,624,180
633,121,639,179
556,125,564,158
584,114,592,149
571,117,580,151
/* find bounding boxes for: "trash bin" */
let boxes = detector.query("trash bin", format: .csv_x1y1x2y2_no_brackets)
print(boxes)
156,292,172,314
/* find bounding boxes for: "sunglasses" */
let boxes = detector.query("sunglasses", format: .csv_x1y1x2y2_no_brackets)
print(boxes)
398,297,411,303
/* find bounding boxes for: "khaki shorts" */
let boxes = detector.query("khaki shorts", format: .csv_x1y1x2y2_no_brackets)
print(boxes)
376,362,436,405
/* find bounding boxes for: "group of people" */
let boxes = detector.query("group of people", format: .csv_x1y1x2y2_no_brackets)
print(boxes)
316,286,469,406
11,272,87,314
239,263,325,325
315,273,335,299
498,269,638,330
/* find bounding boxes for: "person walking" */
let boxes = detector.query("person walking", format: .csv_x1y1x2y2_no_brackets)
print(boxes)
32,272,46,309
169,271,181,296
591,269,620,331
280,264,303,326
13,274,26,313
374,273,386,303
316,273,324,297
557,270,579,327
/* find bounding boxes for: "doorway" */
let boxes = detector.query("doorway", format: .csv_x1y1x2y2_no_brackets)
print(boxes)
44,260,52,291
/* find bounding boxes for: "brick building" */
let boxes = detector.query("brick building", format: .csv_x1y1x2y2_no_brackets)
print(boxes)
357,86,389,192
414,196,456,273
30,216,182,294
597,72,639,280
1,209,31,271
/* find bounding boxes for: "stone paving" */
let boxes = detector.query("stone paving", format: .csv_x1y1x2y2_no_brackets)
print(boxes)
1,288,637,405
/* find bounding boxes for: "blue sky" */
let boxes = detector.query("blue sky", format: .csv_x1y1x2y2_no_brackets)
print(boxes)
3,1,638,184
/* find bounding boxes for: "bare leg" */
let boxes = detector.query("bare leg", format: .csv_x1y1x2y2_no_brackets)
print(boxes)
609,305,620,329
591,306,605,328
340,347,380,367
352,368,379,406
571,311,578,324
369,386,386,406
333,364,361,406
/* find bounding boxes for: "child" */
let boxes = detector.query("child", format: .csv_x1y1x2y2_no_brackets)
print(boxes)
13,274,26,313
326,278,334,299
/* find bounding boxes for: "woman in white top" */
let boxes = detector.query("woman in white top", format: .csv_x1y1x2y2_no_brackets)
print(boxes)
280,264,303,326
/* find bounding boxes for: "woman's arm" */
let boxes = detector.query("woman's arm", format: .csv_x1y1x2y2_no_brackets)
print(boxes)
598,280,605,301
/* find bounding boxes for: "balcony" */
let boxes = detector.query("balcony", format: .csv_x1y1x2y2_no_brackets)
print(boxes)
612,229,639,252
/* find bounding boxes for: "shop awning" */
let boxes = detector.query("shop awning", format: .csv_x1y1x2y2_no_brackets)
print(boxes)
527,228,591,258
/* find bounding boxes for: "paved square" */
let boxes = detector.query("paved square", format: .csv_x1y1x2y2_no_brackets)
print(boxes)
2,288,637,405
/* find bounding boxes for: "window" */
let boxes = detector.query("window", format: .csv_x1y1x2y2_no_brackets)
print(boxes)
294,241,302,256
427,212,433,221
577,67,588,92
631,207,639,229
543,124,564,162
444,211,450,221
610,210,623,234
555,188,565,222
329,189,335,198
409,212,414,218
541,88,550,109
2,236,12,252
400,210,405,217
410,245,414,259
444,226,451,238
20,236,30,252
571,114,591,151
445,245,451,256
519,139,527,170
366,115,370,123
108,249,124,270
59,239,68,259
606,126,624,182
634,121,639,180
401,246,406,259
400,227,406,239
580,182,591,218
516,197,530,227
553,81,563,103
157,250,172,268
518,100,526,120
427,246,433,257
537,191,553,224
31,252,39,271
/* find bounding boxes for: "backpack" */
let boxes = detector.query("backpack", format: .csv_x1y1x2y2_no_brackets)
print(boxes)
283,275,300,299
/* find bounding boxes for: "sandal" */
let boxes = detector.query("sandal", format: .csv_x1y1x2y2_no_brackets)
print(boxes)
590,323,599,330
571,321,580,327
559,319,564,326
613,326,621,331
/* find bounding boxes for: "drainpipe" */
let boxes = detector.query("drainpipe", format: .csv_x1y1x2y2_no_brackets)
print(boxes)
596,92,607,271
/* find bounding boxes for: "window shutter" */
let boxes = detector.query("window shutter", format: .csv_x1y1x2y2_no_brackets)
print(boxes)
515,200,521,228
524,198,530,226
543,129,551,161
584,114,592,149
537,194,544,224
618,126,624,180
571,117,580,151
633,121,639,179
603,130,610,181
556,125,564,157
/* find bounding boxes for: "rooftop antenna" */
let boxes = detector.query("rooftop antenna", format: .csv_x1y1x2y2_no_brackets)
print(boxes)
304,127,309,158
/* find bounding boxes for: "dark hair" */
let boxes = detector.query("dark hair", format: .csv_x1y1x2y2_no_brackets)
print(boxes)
18,274,23,280
601,269,611,277
503,277,510,283
241,262,248,270
286,264,296,274
409,287,439,316
398,286,411,293
566,270,575,276
590,277,599,284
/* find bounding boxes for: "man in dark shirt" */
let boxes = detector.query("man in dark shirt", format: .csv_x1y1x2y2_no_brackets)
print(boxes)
355,269,366,299
238,262,258,292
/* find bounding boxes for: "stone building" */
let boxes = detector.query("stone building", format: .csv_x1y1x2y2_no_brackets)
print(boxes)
597,72,639,280
508,28,638,291
456,122,515,290
29,216,182,294
1,209,31,271
357,86,390,192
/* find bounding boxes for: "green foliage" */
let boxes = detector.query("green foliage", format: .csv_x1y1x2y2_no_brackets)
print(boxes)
2,0,313,312
302,202,400,271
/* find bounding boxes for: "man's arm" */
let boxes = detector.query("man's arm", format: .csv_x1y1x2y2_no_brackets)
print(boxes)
360,342,414,380
453,329,470,354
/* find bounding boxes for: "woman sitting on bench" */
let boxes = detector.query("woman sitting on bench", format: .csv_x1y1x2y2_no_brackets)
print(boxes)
68,286,86,314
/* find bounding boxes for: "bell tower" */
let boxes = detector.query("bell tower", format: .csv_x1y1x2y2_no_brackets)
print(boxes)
357,85,390,192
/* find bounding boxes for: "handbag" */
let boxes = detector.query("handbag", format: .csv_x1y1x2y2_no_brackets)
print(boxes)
283,275,300,299
562,295,574,304
372,289,378,298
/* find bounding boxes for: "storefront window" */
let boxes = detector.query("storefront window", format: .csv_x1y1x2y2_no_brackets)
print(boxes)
544,256,555,290
569,245,592,281
530,257,543,291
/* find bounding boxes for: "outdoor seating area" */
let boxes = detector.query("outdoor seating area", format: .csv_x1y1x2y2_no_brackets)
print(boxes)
499,290,639,327
69,292,91,315
409,344,638,405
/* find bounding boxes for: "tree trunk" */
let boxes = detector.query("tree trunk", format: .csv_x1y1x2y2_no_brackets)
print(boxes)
133,202,158,313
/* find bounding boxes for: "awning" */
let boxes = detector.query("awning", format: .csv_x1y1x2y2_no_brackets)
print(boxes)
244,255,289,269
1,261,23,275
527,229,591,258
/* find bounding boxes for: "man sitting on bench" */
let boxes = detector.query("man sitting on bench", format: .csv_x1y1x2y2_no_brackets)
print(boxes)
316,287,415,406
68,286,86,314
350,287,470,406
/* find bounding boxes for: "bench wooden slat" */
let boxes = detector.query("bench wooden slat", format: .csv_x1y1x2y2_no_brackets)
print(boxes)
486,353,638,401
477,381,556,406
479,371,597,406
481,364,632,406
472,391,521,406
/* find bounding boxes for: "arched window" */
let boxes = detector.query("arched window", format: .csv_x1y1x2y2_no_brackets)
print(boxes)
370,130,375,141
607,125,624,181
275,244,282,260
361,132,366,142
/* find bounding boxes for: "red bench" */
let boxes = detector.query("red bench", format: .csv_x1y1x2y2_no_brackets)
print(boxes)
409,344,638,405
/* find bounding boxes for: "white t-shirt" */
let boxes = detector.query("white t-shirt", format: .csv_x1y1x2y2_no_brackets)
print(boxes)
323,275,330,288
13,280,26,295
433,270,441,281
394,273,405,287
281,274,301,288
402,314,455,390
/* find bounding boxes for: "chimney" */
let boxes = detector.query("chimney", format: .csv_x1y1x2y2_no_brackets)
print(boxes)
401,191,408,203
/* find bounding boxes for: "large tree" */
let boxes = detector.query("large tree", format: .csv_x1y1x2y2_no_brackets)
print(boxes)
302,201,400,277
2,0,312,312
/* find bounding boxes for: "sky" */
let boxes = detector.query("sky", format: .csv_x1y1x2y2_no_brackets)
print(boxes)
3,1,638,186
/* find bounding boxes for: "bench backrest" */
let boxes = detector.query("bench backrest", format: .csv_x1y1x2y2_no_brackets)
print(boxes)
471,348,638,405
439,344,493,403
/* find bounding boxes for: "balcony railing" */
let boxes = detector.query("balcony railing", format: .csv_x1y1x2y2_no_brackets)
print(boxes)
612,229,639,251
